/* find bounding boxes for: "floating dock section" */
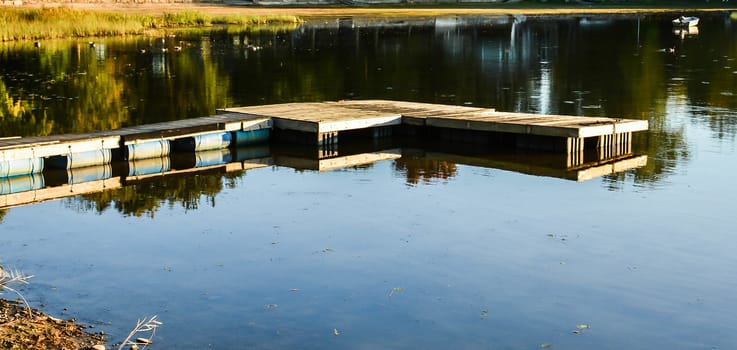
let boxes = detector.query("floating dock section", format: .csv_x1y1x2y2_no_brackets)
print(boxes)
1,100,648,180
221,100,648,164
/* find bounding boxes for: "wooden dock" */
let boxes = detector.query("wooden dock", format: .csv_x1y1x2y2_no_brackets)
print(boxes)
222,100,646,149
1,100,648,179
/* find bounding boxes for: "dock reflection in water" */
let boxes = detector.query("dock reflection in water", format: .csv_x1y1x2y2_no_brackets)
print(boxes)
0,141,645,210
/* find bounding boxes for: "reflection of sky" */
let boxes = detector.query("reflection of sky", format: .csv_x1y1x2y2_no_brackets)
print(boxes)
3,157,737,349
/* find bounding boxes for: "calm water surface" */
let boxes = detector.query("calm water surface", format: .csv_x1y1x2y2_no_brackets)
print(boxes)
1,12,737,349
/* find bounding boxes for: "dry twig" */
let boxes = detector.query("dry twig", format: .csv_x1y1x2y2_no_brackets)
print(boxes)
0,268,34,316
118,315,162,350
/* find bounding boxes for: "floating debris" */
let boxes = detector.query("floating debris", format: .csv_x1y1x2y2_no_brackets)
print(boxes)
135,337,152,345
540,343,553,348
264,304,278,310
576,324,591,329
480,309,489,319
388,287,404,297
333,328,340,336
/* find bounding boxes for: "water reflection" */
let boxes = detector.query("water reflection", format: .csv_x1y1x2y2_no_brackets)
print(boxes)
1,13,735,188
2,138,646,215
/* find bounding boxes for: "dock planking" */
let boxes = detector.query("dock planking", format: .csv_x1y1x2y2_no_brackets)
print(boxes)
224,103,404,134
2,100,648,179
222,99,647,146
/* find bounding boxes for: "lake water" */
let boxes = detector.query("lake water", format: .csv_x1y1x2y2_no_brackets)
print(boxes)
1,12,737,349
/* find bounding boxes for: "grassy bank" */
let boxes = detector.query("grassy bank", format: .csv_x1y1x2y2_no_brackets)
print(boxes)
0,7,302,41
2,3,735,41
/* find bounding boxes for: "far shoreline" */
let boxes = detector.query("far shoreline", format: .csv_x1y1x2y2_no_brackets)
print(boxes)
12,3,737,18
3,3,736,41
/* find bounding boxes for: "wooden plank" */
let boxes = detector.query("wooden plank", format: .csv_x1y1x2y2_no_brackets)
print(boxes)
427,114,647,138
319,115,402,133
272,117,319,133
229,117,273,132
427,116,580,137
335,100,488,116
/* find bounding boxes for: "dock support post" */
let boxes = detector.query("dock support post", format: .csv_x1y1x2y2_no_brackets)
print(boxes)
318,132,338,147
317,132,339,159
566,137,584,167
597,132,632,159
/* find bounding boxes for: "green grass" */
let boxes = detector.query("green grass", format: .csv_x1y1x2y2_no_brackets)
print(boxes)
0,7,302,41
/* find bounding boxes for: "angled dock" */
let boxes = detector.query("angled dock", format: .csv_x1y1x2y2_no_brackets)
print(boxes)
221,100,647,154
2,100,648,180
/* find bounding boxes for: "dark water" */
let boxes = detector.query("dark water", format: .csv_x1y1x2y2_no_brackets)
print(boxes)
1,12,737,349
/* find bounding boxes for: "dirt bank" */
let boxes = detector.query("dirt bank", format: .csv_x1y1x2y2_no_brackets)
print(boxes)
0,299,104,350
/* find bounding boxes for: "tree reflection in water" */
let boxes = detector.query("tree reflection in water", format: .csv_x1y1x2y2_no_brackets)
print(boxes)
2,13,736,214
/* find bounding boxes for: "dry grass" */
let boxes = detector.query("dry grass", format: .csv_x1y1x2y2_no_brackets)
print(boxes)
0,7,301,41
26,2,735,17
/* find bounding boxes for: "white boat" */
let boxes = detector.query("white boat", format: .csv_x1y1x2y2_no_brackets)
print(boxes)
672,16,700,27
